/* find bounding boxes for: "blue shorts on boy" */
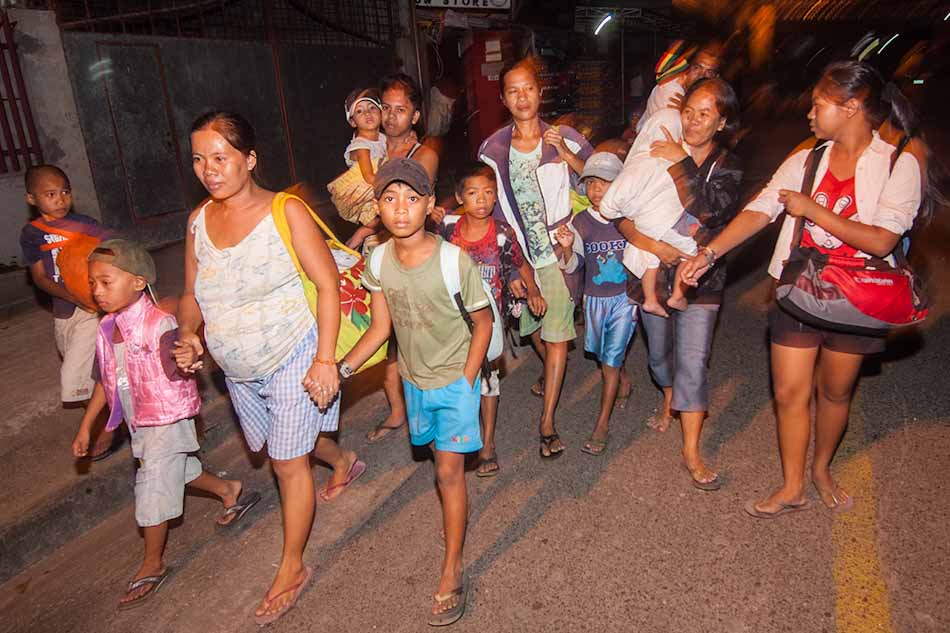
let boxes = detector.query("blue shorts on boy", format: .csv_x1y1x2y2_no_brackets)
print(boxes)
403,375,483,452
225,325,340,461
567,208,637,367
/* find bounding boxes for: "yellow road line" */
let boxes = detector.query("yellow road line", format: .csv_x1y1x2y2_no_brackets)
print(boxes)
831,452,893,632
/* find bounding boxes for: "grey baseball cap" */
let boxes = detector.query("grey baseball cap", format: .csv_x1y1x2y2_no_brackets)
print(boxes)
580,151,623,183
373,158,434,199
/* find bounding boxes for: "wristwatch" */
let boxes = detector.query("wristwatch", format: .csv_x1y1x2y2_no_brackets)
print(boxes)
700,246,717,267
338,360,355,380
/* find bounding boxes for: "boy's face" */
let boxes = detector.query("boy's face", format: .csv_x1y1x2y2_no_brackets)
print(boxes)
349,100,381,133
26,173,72,221
377,181,433,238
455,174,497,221
89,260,145,314
585,176,611,209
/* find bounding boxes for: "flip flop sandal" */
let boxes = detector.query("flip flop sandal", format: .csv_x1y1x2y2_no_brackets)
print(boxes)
476,455,500,478
90,443,120,462
744,498,812,519
117,567,173,611
253,566,313,626
428,577,467,627
530,375,544,398
219,490,262,527
683,464,721,491
539,433,564,460
580,434,609,456
366,421,405,443
319,460,367,502
615,384,633,410
813,483,855,514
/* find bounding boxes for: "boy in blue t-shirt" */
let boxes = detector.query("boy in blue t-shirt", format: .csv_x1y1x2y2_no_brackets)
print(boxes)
555,152,636,456
342,158,492,626
19,164,115,458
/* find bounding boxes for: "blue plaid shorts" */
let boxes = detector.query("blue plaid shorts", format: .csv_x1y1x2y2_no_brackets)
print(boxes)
225,326,340,460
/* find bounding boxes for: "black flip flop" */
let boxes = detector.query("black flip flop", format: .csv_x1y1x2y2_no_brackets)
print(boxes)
476,455,500,478
539,433,564,459
90,444,120,462
117,567,173,611
218,490,262,527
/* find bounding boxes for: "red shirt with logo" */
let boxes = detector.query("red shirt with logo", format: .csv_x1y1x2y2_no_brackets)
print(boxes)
803,171,858,257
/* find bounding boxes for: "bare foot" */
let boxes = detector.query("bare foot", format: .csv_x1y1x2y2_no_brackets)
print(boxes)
667,295,687,311
366,416,406,442
646,410,673,432
683,454,719,488
615,378,632,409
812,469,853,512
641,299,670,318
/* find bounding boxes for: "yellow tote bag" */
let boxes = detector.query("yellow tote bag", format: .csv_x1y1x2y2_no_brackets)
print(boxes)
271,191,387,373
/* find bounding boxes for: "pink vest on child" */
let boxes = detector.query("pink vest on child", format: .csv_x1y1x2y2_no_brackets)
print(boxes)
97,294,200,431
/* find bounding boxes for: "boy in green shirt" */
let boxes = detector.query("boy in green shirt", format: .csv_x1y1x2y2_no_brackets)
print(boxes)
341,158,492,626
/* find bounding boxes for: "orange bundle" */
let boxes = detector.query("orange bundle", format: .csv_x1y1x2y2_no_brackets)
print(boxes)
32,220,100,312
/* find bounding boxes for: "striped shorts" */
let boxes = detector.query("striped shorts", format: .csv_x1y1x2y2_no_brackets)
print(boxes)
225,326,340,461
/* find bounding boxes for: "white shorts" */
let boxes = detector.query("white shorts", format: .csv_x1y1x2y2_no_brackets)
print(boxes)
53,308,99,403
131,419,202,527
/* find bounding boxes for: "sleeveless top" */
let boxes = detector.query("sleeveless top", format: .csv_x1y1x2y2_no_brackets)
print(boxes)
191,200,313,382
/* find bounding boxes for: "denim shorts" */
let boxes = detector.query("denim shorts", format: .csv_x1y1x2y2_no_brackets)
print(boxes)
403,375,483,453
639,304,719,412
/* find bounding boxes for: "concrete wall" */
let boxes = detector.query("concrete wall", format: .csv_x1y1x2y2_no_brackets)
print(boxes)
0,9,99,269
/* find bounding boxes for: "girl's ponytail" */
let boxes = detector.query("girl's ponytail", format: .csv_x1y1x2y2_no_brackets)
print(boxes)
882,81,918,139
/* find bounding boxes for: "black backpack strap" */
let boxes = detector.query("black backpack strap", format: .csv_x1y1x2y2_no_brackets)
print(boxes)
791,141,829,248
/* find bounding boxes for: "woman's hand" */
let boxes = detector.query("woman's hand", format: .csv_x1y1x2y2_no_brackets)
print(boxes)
526,286,547,317
302,361,340,410
650,126,689,163
543,127,571,160
173,332,204,374
678,252,712,287
778,189,818,219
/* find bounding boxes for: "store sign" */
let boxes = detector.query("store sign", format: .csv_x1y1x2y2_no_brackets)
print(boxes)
415,0,511,9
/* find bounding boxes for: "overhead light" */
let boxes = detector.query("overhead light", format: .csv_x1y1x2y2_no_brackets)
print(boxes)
945,10,949,20
594,13,612,35
913,79,925,85
878,33,899,54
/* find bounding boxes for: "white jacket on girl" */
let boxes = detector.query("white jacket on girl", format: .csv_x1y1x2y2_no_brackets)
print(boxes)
746,132,922,279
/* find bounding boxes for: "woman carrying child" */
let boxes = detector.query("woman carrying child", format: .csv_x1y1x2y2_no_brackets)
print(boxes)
680,62,926,515
328,87,387,250
606,78,743,490
174,111,360,624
